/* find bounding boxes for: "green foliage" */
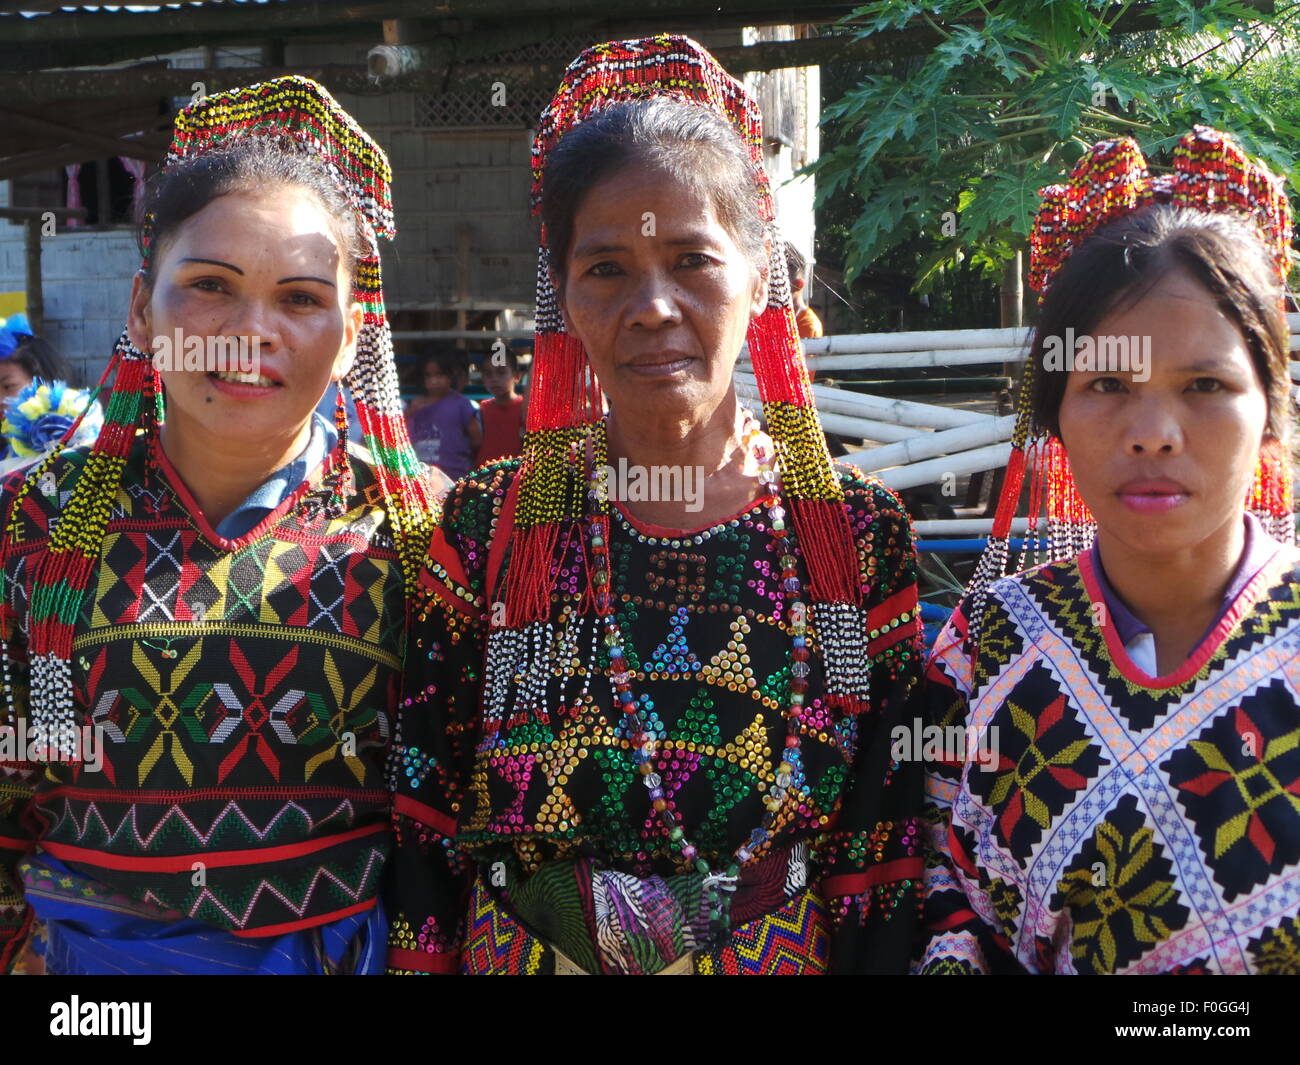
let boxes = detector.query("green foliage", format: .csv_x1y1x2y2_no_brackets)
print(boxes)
813,1,1300,293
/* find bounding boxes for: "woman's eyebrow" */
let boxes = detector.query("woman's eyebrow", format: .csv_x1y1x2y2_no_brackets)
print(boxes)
180,257,243,274
278,275,336,287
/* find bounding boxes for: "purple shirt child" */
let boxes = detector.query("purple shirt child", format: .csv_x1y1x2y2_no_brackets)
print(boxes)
405,391,478,481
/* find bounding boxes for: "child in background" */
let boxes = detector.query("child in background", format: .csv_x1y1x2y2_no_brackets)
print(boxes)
405,348,481,481
784,244,822,385
784,243,823,340
476,346,525,467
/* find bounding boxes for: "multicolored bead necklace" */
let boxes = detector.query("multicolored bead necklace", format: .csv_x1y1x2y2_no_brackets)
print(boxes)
584,411,809,938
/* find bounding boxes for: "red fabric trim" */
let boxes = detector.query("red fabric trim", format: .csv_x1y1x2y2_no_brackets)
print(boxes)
424,526,472,593
485,472,521,606
387,946,459,973
393,794,457,838
932,908,979,932
612,494,766,539
40,822,384,873
1078,545,1292,690
230,898,376,939
868,618,921,658
820,856,923,898
40,784,385,804
0,833,32,851
866,585,918,632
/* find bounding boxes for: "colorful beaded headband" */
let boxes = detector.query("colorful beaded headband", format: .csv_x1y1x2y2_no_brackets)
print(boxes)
3,76,437,754
505,34,864,645
966,127,1295,632
1028,126,1292,294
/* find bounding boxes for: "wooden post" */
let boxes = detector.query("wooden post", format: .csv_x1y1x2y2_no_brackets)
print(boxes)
24,217,43,335
999,250,1023,329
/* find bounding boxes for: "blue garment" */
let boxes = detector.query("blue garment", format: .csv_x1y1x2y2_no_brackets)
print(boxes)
23,855,385,975
214,411,338,540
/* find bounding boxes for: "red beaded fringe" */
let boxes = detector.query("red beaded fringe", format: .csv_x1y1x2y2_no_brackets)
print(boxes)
30,349,149,664
788,498,863,606
526,333,603,432
991,447,1027,540
1040,435,1092,527
746,305,813,408
1248,436,1293,524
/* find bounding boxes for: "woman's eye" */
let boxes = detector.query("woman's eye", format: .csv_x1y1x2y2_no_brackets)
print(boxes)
679,252,712,267
1189,377,1222,393
192,278,225,293
1088,377,1125,393
287,291,322,307
588,261,622,277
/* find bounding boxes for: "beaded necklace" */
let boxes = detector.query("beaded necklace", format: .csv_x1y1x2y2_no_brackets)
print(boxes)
584,411,809,939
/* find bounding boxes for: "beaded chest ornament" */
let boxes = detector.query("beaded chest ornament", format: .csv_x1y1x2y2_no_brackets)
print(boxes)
966,126,1296,631
585,411,807,936
0,77,438,756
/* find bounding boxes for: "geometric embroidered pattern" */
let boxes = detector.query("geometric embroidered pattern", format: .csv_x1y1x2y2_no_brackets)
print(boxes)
918,550,1300,974
1051,794,1190,974
968,662,1109,866
1,438,406,936
1163,682,1300,901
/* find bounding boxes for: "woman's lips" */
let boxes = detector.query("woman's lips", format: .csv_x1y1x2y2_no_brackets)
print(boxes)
625,354,695,378
1116,479,1191,514
206,370,283,398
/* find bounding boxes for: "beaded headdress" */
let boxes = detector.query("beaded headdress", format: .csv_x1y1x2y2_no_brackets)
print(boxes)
506,35,865,669
4,76,437,754
967,126,1295,627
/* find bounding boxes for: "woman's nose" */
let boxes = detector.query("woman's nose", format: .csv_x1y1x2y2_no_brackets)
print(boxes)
626,271,682,329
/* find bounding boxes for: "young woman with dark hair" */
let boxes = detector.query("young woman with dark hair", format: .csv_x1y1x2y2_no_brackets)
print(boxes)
0,77,441,975
916,130,1300,975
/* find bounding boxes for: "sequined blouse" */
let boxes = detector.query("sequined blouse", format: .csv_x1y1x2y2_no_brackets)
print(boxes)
385,457,927,973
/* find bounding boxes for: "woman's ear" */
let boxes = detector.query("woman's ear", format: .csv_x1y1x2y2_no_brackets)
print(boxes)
332,301,363,383
126,272,154,354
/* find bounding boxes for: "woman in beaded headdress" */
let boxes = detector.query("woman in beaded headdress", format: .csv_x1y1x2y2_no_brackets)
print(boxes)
385,35,926,976
0,76,444,974
915,128,1300,974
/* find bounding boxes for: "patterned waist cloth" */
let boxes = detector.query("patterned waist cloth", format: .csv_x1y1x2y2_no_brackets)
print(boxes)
461,842,831,975
19,853,385,975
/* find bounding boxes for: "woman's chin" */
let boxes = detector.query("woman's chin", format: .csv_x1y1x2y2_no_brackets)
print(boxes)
1094,502,1218,557
608,368,725,413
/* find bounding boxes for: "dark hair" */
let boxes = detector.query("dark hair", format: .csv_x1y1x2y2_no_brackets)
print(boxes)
1028,204,1292,441
540,96,767,284
482,347,520,375
137,133,367,287
418,347,465,381
8,335,75,386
